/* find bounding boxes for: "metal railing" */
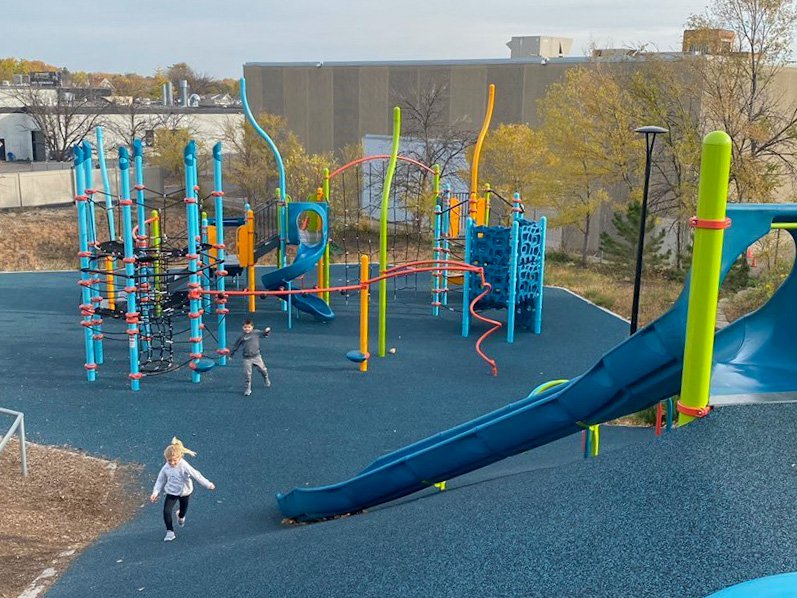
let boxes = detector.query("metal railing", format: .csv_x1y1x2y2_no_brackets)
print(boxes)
0,408,28,476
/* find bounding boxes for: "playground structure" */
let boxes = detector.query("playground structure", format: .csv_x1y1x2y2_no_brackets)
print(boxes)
75,79,544,388
432,84,547,343
274,130,797,523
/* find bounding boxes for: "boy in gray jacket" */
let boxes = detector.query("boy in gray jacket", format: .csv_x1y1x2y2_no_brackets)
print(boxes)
230,319,271,396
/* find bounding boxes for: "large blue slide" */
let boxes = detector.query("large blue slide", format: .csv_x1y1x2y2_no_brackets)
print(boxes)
277,204,797,521
260,202,334,322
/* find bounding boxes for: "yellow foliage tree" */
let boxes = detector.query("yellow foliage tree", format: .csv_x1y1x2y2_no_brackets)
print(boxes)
537,64,643,264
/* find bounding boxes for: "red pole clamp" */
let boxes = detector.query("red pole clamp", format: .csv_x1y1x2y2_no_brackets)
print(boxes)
689,216,732,230
189,352,203,359
129,372,144,380
126,328,140,336
123,257,137,264
74,194,88,202
134,184,145,191
77,251,93,258
189,337,203,343
188,312,202,319
184,197,197,204
677,401,713,418
215,308,230,315
211,191,225,197
92,334,104,341
84,363,98,370
119,199,133,206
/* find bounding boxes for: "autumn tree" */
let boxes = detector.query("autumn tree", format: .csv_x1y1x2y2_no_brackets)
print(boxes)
12,86,109,161
477,123,554,223
537,64,644,264
222,112,333,206
687,0,797,201
622,56,704,268
150,127,200,184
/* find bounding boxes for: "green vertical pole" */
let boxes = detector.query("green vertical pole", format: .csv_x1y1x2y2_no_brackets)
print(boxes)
378,107,401,357
323,167,331,305
678,131,732,425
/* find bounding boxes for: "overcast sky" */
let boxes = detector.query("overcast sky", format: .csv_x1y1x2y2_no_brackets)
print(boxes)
4,0,710,78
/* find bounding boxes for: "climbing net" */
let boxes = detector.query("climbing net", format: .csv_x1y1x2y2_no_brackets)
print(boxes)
328,156,439,299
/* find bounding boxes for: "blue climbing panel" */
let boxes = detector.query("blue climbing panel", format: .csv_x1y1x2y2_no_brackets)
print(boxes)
468,219,545,329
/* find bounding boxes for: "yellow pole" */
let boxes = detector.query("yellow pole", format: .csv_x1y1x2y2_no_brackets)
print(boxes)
151,210,161,317
323,168,331,305
359,254,369,373
316,186,325,299
470,84,495,223
678,131,732,425
106,256,116,310
247,208,256,313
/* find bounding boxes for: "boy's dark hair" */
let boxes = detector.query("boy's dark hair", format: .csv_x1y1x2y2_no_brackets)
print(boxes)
243,319,253,326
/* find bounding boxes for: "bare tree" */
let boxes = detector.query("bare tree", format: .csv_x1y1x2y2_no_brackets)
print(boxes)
392,82,477,231
12,86,109,161
688,0,797,201
107,105,189,149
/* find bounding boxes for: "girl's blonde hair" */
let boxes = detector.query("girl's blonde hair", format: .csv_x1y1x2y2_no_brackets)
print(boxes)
164,437,197,460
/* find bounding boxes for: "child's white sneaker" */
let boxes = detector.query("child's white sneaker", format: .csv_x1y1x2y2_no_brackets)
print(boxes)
264,378,271,388
178,516,186,527
164,531,176,542
243,389,251,396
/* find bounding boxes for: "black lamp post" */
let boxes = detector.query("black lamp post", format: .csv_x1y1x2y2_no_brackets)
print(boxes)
629,125,669,335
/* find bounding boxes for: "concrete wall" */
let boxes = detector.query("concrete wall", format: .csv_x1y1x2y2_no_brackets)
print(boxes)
0,166,163,209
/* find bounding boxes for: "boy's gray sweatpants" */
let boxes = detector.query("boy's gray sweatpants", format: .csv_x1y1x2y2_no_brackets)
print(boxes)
243,355,270,392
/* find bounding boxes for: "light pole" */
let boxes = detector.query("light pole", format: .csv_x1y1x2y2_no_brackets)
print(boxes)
629,125,668,335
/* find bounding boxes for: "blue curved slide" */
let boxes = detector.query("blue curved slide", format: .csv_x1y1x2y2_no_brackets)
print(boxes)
260,205,334,322
277,204,797,521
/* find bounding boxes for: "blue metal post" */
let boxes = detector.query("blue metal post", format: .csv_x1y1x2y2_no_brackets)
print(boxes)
212,142,228,366
81,140,104,364
133,140,147,239
132,140,152,354
666,396,674,431
507,216,520,343
534,216,547,334
118,148,141,391
184,142,202,383
190,145,206,359
461,217,474,337
74,146,97,382
95,127,115,240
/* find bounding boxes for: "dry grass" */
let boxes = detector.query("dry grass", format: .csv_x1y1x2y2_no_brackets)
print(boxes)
0,207,79,271
545,258,683,326
0,438,143,598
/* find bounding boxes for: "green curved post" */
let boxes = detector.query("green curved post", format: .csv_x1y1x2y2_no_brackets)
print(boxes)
678,131,732,425
378,107,401,357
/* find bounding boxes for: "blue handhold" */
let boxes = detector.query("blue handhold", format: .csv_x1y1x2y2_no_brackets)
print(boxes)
345,350,369,363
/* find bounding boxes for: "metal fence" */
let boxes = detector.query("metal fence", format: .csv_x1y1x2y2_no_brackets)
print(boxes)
0,407,28,476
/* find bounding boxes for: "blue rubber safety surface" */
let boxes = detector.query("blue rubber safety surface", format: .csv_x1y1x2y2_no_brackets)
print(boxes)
2,270,796,597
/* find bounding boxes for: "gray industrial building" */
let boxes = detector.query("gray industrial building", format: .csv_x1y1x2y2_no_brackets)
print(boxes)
242,36,581,155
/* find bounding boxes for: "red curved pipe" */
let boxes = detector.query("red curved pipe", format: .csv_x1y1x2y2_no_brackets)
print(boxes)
329,155,436,179
202,259,501,375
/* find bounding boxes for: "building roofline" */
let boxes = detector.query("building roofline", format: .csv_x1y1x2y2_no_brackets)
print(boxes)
243,53,695,69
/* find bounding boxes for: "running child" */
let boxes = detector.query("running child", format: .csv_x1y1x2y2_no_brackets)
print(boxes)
150,437,215,542
230,319,271,396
